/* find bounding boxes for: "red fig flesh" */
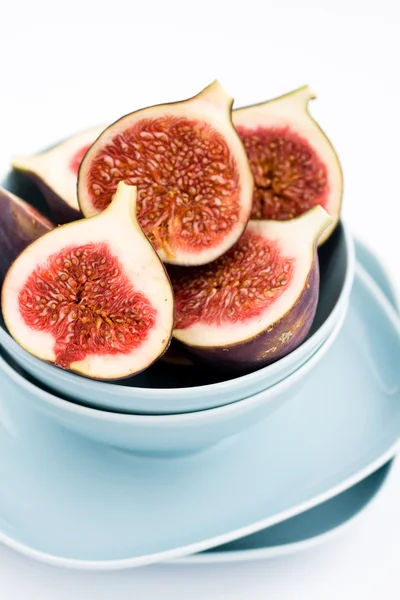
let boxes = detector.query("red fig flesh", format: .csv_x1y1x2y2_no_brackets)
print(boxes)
11,126,105,224
2,183,174,380
0,187,54,285
233,86,342,244
171,206,332,371
78,81,254,266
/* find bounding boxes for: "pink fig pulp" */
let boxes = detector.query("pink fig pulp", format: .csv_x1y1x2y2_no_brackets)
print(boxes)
171,206,333,372
233,86,343,245
2,183,174,380
78,81,254,266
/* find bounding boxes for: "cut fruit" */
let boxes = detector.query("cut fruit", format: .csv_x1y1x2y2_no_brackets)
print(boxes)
2,182,174,380
233,86,342,245
12,125,106,224
171,206,332,371
0,187,54,285
78,81,254,266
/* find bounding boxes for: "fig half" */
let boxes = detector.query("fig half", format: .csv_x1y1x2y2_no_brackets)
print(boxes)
171,206,332,371
0,187,54,285
12,125,105,224
2,182,174,380
233,86,342,244
78,81,254,266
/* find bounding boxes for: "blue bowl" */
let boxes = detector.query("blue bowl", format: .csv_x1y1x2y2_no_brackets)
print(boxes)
0,304,346,457
0,169,354,414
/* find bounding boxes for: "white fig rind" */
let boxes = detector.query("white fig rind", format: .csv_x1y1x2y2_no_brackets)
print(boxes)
174,206,332,348
78,81,254,266
12,125,106,223
2,183,174,380
233,86,343,245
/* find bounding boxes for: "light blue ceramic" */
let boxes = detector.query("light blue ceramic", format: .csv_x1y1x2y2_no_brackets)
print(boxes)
178,460,394,563
0,305,345,456
0,210,355,413
181,239,399,563
355,240,398,309
0,265,399,569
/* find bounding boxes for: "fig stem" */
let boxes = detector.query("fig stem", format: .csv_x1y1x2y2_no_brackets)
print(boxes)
283,205,333,242
284,85,316,107
195,80,233,112
103,181,139,228
253,206,332,246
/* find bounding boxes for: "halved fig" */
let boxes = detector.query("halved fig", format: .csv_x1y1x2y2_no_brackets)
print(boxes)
2,182,174,380
233,86,342,245
170,206,332,371
12,125,105,224
78,81,254,266
0,187,54,285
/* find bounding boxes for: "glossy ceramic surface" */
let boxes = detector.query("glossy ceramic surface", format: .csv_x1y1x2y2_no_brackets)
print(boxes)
0,305,345,456
177,460,394,563
0,166,355,413
354,240,398,309
179,239,399,562
0,266,398,569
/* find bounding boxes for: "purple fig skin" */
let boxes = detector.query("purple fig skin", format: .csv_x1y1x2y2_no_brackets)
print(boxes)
16,169,81,224
180,259,320,373
0,188,54,285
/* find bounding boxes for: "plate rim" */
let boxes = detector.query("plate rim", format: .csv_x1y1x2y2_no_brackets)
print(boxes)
173,458,395,564
0,163,357,409
177,241,400,564
0,263,399,570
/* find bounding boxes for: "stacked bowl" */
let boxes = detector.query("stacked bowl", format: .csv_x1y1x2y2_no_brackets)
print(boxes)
0,80,399,569
0,219,354,456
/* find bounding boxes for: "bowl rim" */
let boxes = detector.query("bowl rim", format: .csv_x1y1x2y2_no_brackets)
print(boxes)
0,267,399,572
0,220,356,400
0,299,348,424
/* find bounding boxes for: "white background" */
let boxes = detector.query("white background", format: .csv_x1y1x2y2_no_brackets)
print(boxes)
0,0,399,598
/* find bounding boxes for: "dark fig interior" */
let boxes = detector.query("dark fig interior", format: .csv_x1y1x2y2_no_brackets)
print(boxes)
0,168,347,390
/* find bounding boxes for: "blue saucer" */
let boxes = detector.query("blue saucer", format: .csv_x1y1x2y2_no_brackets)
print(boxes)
180,238,400,562
179,238,399,563
354,240,398,309
177,460,393,563
0,257,399,569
